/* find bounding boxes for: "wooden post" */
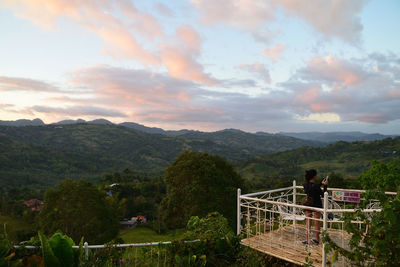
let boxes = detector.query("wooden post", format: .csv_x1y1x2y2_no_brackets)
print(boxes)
322,192,328,267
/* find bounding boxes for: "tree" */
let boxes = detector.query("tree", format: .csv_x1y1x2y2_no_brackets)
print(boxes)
161,152,245,229
184,212,233,240
323,161,400,266
358,160,400,191
39,179,119,244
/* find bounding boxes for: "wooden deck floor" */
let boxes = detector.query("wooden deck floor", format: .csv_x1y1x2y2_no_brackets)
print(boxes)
241,224,352,266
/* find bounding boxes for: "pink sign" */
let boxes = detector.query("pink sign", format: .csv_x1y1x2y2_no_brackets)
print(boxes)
332,191,360,203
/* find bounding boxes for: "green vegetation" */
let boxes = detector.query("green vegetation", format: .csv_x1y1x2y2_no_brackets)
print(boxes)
0,124,321,188
0,216,35,243
119,227,185,243
161,152,245,229
39,179,119,244
239,137,400,190
101,170,165,223
0,123,399,265
323,161,400,266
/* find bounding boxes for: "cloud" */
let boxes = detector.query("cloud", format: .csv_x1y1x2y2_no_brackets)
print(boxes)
0,76,59,92
66,65,292,129
299,56,364,90
32,105,127,118
70,65,202,107
160,25,218,85
190,0,276,30
176,25,202,53
1,1,218,85
239,62,271,83
296,113,340,123
0,0,161,64
155,2,174,17
262,43,285,61
282,53,400,124
277,0,367,44
3,52,400,130
190,0,368,44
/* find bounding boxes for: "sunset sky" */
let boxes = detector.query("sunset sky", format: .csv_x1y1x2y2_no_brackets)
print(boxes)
1,0,399,134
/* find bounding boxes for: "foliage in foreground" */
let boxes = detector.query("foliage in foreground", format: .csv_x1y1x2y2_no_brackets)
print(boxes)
1,230,84,267
323,161,400,266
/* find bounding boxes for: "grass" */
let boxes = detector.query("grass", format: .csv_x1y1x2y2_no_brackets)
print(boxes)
119,226,185,243
0,215,35,242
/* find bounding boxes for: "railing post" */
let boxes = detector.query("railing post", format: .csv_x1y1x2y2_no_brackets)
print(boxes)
322,192,328,267
237,188,241,235
292,180,296,226
84,242,89,261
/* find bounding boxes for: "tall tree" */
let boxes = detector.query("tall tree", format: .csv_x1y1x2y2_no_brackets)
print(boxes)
39,179,119,244
161,151,245,229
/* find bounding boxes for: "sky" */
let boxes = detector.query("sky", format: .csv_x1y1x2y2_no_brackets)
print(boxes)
0,0,400,134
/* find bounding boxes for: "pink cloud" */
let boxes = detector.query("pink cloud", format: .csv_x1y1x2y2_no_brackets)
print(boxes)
388,88,400,99
190,0,368,44
97,28,160,65
161,47,217,86
1,0,161,65
284,53,400,124
1,1,218,85
262,43,285,61
0,76,59,92
305,56,362,90
190,0,276,30
239,62,271,83
277,0,367,44
176,25,202,53
355,113,387,124
155,2,174,17
159,25,217,85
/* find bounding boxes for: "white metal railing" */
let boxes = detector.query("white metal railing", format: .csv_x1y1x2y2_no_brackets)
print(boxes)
237,180,396,267
14,239,200,266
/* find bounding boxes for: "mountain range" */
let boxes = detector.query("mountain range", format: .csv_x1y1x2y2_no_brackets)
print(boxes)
0,118,398,189
0,118,396,143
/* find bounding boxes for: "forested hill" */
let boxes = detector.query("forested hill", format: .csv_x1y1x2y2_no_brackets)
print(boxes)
176,129,323,154
238,137,400,189
0,123,319,188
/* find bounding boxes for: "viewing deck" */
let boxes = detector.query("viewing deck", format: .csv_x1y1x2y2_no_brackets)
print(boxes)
237,182,396,266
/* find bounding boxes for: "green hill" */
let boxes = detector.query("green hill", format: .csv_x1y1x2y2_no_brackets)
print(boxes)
1,123,397,190
178,129,324,154
238,137,400,189
1,124,314,187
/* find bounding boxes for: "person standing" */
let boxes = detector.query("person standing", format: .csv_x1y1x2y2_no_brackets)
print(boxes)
302,169,328,245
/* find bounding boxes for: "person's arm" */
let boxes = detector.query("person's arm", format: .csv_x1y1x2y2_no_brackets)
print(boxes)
319,179,328,196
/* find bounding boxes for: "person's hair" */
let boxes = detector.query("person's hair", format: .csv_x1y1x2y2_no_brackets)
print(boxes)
305,169,317,182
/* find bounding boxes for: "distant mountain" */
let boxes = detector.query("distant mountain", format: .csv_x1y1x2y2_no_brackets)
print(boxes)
178,128,324,154
272,131,396,143
0,118,44,127
119,122,166,134
119,121,196,136
53,119,86,125
53,119,113,125
0,124,262,187
2,118,396,143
